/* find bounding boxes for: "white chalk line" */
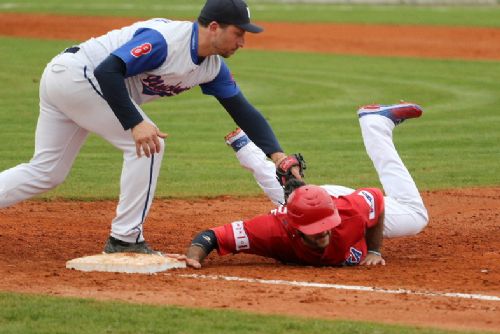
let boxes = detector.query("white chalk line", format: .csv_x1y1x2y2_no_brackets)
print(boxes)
175,273,500,302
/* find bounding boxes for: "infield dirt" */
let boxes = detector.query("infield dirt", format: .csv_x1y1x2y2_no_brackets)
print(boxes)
0,13,499,332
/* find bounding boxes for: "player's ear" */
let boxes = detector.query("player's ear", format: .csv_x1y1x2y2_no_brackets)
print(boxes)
208,21,220,32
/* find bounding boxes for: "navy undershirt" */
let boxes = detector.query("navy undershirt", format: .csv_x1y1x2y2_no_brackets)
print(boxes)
94,55,143,130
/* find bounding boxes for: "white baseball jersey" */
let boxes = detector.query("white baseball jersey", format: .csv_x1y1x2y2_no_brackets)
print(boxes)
80,19,239,105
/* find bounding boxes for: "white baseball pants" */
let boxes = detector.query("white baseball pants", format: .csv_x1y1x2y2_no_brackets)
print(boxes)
232,115,428,238
0,51,164,243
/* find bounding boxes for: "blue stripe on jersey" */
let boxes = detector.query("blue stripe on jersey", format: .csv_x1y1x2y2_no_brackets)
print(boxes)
190,22,200,65
200,60,240,99
112,28,168,77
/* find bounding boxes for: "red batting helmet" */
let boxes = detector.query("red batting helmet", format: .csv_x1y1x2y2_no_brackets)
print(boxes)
286,185,341,235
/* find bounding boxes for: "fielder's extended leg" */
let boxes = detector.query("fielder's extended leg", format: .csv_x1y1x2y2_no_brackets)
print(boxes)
0,57,89,208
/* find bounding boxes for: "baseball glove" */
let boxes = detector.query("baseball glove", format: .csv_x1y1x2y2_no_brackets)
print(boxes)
276,153,306,187
284,178,307,203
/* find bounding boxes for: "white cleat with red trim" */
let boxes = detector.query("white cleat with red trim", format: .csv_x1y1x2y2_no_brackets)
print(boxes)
357,102,423,125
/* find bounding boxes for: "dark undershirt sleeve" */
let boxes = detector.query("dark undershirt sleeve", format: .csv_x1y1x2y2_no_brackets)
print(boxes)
216,92,283,156
94,54,144,130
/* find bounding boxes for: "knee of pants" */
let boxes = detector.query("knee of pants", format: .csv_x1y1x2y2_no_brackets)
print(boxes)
403,213,429,237
412,204,430,234
37,167,69,189
383,210,429,238
415,213,429,234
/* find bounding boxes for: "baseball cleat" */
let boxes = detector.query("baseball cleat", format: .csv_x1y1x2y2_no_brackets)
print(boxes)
103,236,163,256
357,102,423,125
224,128,250,152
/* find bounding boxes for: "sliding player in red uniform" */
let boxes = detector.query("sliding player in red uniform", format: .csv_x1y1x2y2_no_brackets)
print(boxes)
178,103,428,268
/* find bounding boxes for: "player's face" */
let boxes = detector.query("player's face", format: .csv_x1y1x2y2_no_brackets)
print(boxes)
212,25,245,58
300,230,331,250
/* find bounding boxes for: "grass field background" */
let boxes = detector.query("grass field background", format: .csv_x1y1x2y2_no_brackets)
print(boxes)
0,1,499,333
0,37,498,200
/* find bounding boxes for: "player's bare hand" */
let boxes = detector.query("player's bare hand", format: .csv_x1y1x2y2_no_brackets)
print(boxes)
167,254,202,269
360,253,386,266
131,121,168,158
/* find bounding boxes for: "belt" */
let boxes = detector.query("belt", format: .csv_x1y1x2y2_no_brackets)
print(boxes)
64,46,80,54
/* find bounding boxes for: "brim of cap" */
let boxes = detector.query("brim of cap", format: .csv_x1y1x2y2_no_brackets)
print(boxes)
297,210,341,235
237,22,264,33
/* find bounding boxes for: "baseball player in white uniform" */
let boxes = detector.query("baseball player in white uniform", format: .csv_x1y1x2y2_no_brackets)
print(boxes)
0,0,302,254
224,103,429,239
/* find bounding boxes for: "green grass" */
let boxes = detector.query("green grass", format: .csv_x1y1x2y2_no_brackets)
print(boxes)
0,37,499,200
1,0,500,27
0,292,491,334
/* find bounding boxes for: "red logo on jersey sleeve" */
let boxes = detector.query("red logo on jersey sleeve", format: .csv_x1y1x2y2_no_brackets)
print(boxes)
131,43,152,58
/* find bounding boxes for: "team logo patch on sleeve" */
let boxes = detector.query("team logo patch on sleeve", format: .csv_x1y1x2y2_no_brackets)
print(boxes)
344,247,363,266
131,43,152,58
231,221,250,251
357,190,376,219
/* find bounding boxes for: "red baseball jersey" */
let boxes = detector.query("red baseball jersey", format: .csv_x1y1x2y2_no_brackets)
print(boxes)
212,187,384,266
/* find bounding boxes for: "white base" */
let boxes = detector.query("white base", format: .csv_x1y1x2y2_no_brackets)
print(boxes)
66,253,186,274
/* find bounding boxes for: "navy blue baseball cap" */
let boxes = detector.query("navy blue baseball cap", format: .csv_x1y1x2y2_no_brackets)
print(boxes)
198,0,263,33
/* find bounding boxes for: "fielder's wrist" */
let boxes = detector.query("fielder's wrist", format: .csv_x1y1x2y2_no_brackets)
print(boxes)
270,152,286,164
